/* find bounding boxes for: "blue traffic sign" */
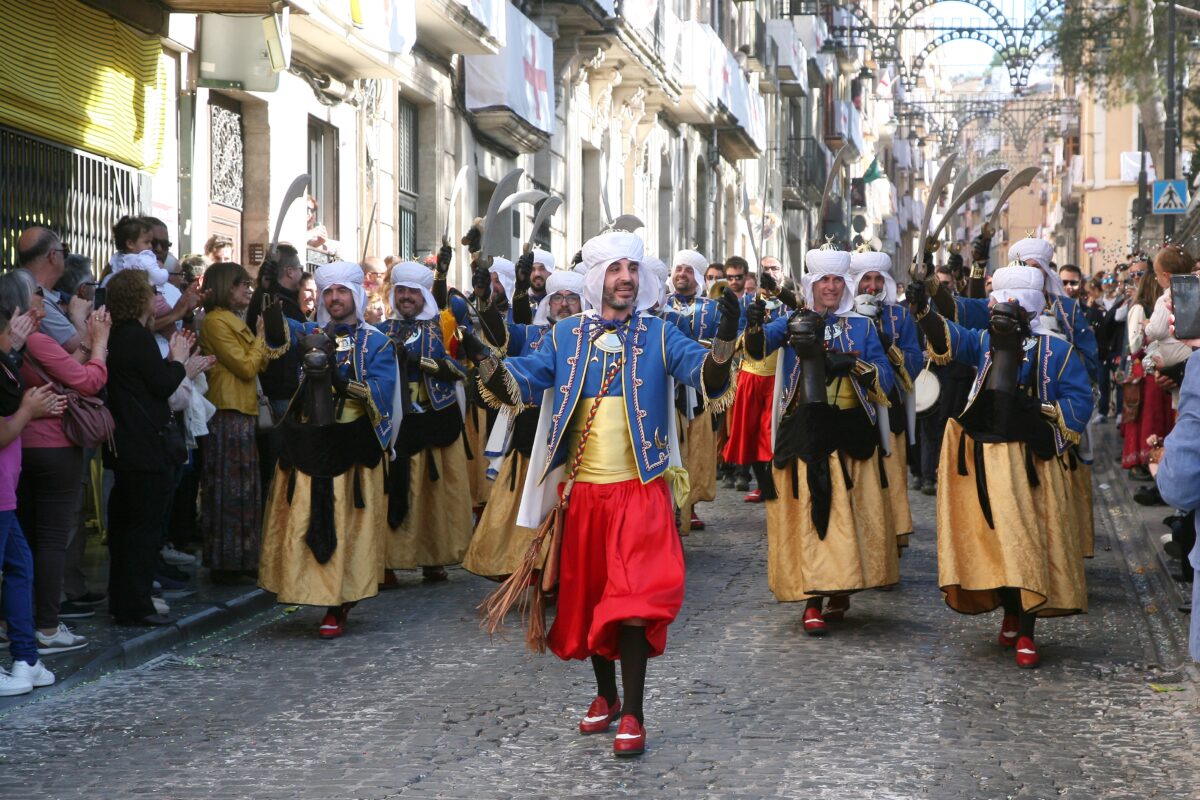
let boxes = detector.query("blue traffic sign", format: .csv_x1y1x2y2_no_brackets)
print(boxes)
1152,179,1189,214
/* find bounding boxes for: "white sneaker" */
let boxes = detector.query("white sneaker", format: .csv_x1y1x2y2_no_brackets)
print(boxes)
0,667,31,697
35,623,88,655
10,659,55,688
152,597,170,615
161,545,196,566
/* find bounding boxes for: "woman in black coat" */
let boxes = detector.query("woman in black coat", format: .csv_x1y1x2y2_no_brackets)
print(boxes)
104,269,210,625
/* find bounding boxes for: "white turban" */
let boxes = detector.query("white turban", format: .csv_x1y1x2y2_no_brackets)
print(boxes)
848,250,897,305
1007,238,1064,296
533,270,585,326
673,249,709,295
642,255,669,308
532,249,556,273
990,265,1049,336
389,261,438,322
802,248,854,316
489,257,515,303
315,261,367,327
109,250,169,288
580,232,654,312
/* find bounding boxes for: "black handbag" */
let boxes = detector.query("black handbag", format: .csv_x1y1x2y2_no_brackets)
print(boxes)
129,393,188,467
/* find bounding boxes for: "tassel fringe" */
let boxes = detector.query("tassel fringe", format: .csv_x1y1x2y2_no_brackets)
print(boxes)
478,510,554,653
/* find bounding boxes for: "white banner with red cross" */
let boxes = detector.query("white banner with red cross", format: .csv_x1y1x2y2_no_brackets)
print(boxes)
464,3,555,134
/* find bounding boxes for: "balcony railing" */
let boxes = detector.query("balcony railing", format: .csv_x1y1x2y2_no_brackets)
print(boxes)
782,137,828,208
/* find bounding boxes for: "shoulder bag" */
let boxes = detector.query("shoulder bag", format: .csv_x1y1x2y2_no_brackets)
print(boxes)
24,352,115,449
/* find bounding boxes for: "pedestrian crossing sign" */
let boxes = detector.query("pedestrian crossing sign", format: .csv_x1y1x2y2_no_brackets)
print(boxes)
1152,179,1188,214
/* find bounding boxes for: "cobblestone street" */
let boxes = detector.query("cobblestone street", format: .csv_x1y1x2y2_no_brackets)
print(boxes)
2,470,1198,799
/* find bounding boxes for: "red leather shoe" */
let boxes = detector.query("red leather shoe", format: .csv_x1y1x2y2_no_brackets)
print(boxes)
318,610,344,639
613,715,646,757
1015,636,1040,669
689,511,706,530
824,595,850,622
578,696,621,734
743,489,763,503
802,606,826,636
998,614,1019,648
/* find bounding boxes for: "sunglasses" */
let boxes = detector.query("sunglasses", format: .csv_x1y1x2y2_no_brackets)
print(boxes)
1062,279,1080,286
153,238,172,250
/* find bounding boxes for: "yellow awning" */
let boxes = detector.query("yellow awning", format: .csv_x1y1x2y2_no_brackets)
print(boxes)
0,0,165,171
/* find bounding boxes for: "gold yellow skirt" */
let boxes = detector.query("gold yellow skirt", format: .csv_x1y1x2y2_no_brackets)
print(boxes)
387,441,475,569
258,463,385,607
462,451,540,579
465,404,492,507
678,408,718,534
937,420,1087,617
1069,459,1095,558
884,431,913,543
765,453,899,601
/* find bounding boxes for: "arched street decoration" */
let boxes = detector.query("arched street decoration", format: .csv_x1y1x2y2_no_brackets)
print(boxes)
897,97,1080,168
831,0,1062,92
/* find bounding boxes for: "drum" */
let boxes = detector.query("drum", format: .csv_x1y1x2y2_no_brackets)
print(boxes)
914,366,941,417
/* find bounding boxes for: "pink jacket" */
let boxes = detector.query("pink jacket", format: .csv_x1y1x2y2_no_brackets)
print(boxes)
19,332,108,449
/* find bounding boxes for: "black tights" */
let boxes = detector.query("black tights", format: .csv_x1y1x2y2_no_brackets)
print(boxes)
589,624,651,723
998,588,1037,638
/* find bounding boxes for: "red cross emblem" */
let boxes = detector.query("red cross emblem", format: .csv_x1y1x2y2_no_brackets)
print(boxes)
523,34,548,121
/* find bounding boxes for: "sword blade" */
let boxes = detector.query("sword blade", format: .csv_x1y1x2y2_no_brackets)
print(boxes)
987,166,1041,230
478,168,524,261
270,174,310,255
442,165,472,246
928,168,1008,242
914,153,959,277
524,196,562,251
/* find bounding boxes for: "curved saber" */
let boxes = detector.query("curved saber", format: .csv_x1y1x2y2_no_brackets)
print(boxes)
523,196,562,252
497,189,549,216
478,168,524,261
442,165,472,247
914,153,959,278
610,214,644,233
270,174,310,255
987,166,1041,230
928,168,1008,242
813,143,856,250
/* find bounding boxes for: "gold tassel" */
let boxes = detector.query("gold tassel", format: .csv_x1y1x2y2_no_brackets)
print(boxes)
478,506,555,652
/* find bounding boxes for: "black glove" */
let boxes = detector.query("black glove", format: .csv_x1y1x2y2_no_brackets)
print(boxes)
786,310,824,358
759,270,778,293
906,282,929,316
744,298,767,331
422,358,462,382
571,250,583,267
436,244,453,275
716,288,741,341
971,232,992,263
263,299,287,347
514,251,533,292
458,329,490,363
461,220,482,253
471,259,491,299
948,252,964,275
826,352,857,377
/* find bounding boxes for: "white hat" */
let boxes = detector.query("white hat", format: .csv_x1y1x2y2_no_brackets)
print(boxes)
531,249,556,273
389,261,438,321
673,249,709,295
848,250,896,304
990,265,1049,335
489,257,516,302
580,232,654,312
1007,238,1064,296
802,248,853,315
315,261,367,327
533,270,585,326
642,255,669,308
109,250,169,288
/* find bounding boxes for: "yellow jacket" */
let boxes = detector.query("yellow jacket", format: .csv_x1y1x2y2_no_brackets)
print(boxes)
199,308,268,415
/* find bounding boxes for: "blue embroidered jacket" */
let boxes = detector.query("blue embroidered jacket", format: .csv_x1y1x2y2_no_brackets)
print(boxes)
499,312,727,484
378,318,463,413
280,319,398,448
938,318,1094,454
954,294,1099,384
736,293,788,333
507,322,553,358
662,294,720,341
880,304,923,385
759,314,894,426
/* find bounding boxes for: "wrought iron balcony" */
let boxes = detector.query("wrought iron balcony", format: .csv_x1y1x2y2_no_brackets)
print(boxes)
782,137,828,209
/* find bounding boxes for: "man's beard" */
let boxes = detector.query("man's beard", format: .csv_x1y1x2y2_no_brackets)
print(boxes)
603,287,635,310
531,276,546,292
673,278,695,296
